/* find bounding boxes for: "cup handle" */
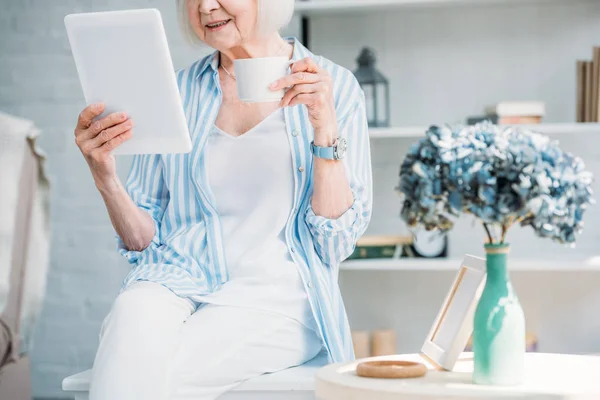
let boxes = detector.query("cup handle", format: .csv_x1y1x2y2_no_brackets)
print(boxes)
281,60,296,93
286,60,295,74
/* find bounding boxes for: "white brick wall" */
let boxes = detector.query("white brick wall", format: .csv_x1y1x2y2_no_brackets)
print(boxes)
0,1,298,397
2,0,600,398
0,2,215,397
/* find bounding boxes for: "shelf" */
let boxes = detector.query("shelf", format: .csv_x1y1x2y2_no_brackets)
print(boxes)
341,257,600,271
369,123,600,139
369,126,428,138
295,0,573,14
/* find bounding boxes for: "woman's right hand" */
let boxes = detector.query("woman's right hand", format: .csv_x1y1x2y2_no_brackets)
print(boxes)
74,103,134,192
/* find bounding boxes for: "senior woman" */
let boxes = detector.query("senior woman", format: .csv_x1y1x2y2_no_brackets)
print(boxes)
73,0,372,399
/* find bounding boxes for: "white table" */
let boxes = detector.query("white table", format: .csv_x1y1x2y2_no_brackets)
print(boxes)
315,352,600,399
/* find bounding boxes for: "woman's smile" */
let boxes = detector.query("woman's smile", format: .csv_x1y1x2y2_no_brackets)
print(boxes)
205,19,232,31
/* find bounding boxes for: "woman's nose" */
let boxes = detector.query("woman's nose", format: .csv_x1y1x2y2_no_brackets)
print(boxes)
198,0,220,14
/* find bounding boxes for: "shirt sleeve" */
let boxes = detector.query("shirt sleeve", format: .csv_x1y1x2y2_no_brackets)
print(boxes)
305,88,373,267
116,154,169,264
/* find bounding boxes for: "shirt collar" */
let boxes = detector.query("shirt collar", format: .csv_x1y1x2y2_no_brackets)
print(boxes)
195,36,311,79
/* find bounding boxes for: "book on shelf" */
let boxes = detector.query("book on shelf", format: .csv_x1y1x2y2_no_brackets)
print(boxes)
497,115,543,124
576,46,600,123
592,47,600,122
586,60,593,122
577,60,586,123
347,235,414,260
484,101,545,125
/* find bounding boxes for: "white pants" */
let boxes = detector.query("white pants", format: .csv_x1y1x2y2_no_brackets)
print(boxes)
89,281,323,400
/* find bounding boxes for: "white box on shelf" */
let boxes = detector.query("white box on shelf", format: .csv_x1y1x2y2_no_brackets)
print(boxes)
420,254,486,371
486,101,546,117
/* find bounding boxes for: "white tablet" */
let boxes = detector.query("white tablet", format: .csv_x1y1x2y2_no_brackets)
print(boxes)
64,8,192,155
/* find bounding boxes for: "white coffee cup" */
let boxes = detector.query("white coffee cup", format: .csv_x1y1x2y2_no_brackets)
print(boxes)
233,56,292,103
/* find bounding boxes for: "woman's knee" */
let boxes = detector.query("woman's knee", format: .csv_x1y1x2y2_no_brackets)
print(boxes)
90,282,195,400
100,281,193,340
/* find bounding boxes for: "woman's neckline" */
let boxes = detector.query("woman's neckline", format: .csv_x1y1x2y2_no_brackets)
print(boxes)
213,108,283,140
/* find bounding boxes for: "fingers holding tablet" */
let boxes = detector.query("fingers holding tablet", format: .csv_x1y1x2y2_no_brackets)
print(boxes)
90,118,134,150
75,103,134,156
100,128,134,153
76,102,105,131
74,103,135,188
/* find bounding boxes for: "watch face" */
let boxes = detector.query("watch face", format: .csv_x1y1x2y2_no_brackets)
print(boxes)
335,138,347,159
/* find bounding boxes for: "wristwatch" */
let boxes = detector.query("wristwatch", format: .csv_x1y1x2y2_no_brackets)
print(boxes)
310,137,347,160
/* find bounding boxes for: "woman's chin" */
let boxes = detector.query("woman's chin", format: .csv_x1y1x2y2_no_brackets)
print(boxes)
205,34,240,52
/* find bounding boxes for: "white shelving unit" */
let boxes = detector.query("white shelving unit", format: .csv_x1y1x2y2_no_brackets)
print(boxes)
341,257,600,271
297,0,600,356
295,0,580,14
369,123,600,139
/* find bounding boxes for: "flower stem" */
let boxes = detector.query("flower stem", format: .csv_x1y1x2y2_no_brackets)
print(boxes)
500,217,512,243
483,223,494,244
515,214,528,225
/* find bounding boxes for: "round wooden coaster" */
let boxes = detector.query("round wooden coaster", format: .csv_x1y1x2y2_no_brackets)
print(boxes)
356,360,428,379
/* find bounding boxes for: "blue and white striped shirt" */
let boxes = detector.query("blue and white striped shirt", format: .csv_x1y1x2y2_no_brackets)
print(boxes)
117,37,372,363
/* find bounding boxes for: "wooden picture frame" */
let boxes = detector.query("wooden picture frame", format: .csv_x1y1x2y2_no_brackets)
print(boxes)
420,254,486,371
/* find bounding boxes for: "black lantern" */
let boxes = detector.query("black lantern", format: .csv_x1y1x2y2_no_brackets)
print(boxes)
353,47,390,128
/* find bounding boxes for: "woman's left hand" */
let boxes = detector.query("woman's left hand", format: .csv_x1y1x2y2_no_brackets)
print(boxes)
270,57,337,146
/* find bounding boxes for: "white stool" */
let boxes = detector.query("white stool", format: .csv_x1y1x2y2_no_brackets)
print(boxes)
62,351,328,400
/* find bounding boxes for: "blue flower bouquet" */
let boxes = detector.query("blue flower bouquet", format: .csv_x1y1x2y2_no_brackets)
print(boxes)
397,122,594,386
397,122,594,245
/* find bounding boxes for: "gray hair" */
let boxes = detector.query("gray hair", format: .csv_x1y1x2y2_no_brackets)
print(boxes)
176,0,295,47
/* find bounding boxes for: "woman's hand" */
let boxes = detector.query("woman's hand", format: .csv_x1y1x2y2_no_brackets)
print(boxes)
74,103,133,192
73,103,155,252
270,57,337,146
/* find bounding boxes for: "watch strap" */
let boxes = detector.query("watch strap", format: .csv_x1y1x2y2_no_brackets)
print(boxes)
311,141,336,160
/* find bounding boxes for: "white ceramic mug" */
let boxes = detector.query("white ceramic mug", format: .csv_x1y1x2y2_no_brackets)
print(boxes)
233,56,292,103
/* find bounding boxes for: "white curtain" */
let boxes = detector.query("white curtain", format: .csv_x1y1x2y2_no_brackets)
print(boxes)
0,111,51,356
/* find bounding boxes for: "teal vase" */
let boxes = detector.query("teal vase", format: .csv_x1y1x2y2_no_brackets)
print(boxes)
472,244,526,385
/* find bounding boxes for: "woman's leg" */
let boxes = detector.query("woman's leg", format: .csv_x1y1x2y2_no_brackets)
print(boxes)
89,281,195,400
166,304,324,400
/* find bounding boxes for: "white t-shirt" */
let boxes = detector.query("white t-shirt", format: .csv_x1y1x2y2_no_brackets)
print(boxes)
199,109,315,331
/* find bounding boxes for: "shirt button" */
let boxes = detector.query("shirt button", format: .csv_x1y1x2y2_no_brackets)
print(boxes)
292,130,300,137
298,166,305,172
307,281,312,289
290,248,295,253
